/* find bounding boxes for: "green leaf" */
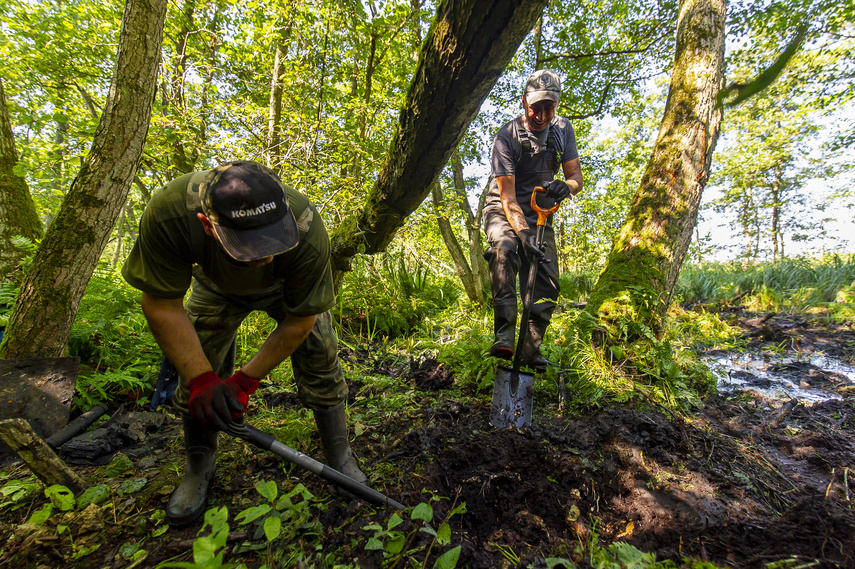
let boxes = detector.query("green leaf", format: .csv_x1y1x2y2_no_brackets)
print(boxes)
117,478,147,496
71,543,101,559
411,502,433,522
192,536,221,565
255,480,278,502
384,533,406,554
263,516,282,541
387,512,404,529
45,485,75,511
433,545,461,569
436,522,451,546
105,454,133,477
235,504,272,525
77,484,110,509
365,536,384,550
544,558,574,569
28,504,53,526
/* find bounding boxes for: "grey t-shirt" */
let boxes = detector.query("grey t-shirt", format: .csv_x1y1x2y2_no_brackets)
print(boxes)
487,115,579,208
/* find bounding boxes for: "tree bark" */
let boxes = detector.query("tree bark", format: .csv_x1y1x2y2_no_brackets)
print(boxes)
450,149,490,295
585,0,725,334
0,419,85,494
329,0,549,288
431,180,485,305
0,0,167,359
0,78,43,286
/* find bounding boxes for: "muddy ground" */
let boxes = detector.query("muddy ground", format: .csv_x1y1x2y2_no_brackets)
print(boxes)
1,310,854,568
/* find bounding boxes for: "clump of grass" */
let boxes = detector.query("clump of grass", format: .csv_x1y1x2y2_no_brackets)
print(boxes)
676,254,855,315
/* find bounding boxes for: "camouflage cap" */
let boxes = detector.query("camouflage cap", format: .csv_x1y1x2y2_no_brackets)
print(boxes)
524,69,562,106
198,160,299,262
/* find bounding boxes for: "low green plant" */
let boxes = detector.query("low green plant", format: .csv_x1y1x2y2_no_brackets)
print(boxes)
75,363,153,411
0,476,41,512
157,507,240,569
233,480,323,564
363,494,466,569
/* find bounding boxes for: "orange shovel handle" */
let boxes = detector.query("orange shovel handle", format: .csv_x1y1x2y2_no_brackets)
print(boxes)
531,186,560,226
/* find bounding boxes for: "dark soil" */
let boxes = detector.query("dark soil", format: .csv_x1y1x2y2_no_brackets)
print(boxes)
1,312,854,568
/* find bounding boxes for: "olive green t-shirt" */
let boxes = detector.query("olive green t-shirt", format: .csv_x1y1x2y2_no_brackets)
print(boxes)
122,170,335,317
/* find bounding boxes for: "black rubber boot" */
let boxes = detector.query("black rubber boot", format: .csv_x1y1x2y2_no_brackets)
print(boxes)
490,299,517,360
521,319,550,372
165,415,218,527
314,401,367,497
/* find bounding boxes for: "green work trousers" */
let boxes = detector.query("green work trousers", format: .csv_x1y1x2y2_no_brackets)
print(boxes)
172,280,348,414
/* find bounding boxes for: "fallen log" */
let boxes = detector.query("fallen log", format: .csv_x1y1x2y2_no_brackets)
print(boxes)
0,418,85,493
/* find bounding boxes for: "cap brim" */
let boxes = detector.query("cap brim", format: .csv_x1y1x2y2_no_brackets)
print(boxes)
525,90,560,106
212,210,300,262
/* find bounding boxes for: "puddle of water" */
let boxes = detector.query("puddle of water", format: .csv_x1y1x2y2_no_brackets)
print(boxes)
704,351,855,402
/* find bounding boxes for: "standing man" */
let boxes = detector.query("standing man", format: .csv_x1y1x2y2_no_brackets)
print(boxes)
123,160,365,527
482,69,583,370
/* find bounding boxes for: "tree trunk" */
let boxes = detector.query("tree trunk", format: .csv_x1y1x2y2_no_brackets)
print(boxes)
0,78,43,286
450,149,490,295
585,0,725,334
0,0,167,359
431,180,485,305
266,30,287,169
329,0,549,288
771,163,783,263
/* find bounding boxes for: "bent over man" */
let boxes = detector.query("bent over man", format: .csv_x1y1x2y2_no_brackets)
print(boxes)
482,69,583,370
123,160,365,526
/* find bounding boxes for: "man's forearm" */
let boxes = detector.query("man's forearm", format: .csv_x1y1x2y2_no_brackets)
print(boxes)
141,293,212,381
241,314,317,379
496,175,532,236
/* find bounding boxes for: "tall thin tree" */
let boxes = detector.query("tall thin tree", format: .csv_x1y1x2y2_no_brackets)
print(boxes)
0,78,43,286
584,0,726,334
0,0,168,358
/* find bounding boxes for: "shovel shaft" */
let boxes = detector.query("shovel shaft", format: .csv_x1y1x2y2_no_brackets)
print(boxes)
242,424,406,511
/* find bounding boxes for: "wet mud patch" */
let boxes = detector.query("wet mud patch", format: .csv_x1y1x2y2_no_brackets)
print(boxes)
403,357,455,391
380,398,855,568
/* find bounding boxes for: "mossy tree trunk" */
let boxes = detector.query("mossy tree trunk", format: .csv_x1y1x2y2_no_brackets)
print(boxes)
0,0,167,359
585,0,725,335
0,78,43,287
329,0,549,288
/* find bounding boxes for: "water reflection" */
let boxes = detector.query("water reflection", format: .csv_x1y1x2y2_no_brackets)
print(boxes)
703,350,855,402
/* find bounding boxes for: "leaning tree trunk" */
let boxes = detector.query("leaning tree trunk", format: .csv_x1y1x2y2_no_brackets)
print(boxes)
329,0,549,288
0,0,167,359
0,78,43,286
585,0,725,335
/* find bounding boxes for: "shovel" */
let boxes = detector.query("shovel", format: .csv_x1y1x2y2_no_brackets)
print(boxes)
228,420,406,511
490,186,560,429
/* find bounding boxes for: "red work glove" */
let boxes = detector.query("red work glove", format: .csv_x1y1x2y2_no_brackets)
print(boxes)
223,370,260,420
187,371,244,431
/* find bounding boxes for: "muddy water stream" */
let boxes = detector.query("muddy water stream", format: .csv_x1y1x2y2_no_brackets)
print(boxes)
705,349,855,402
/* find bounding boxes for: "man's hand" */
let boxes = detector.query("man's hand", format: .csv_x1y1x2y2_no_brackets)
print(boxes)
519,230,548,263
223,370,260,420
543,179,571,202
187,371,245,430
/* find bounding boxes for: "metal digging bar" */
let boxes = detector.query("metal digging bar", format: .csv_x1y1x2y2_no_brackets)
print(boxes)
232,421,406,511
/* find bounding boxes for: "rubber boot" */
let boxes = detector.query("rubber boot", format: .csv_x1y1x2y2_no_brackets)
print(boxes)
314,401,367,498
165,415,218,527
490,299,517,360
521,319,550,372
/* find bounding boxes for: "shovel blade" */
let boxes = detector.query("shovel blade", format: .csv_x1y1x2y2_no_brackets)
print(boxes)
490,365,534,428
